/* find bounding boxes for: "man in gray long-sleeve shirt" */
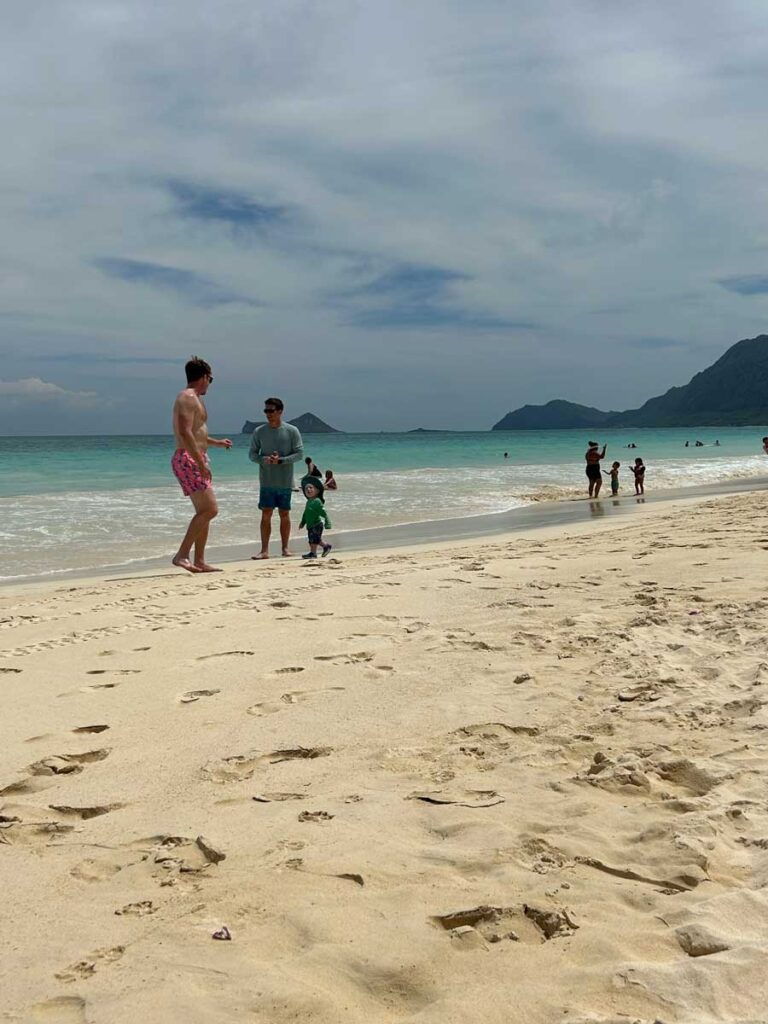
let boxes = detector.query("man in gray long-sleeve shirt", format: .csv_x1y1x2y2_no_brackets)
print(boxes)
248,397,304,558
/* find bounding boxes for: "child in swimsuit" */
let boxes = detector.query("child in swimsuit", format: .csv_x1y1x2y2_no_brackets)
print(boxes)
609,461,620,495
631,457,645,495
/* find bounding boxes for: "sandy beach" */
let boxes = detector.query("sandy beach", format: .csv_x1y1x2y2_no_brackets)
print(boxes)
2,490,768,1024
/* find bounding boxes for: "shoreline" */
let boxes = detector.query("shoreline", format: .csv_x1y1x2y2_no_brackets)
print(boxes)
2,473,766,590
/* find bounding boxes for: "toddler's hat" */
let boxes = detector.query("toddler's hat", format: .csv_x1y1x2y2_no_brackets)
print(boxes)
300,474,325,499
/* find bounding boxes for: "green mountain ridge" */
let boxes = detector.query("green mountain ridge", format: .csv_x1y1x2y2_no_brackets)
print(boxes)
492,399,619,430
492,334,768,429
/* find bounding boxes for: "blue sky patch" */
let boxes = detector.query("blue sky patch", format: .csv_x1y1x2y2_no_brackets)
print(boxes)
718,275,768,296
165,180,287,229
93,258,259,308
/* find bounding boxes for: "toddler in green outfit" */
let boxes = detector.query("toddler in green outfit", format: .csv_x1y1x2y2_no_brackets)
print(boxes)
299,475,332,559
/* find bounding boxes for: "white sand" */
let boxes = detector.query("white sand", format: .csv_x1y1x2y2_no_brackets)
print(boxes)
2,492,768,1023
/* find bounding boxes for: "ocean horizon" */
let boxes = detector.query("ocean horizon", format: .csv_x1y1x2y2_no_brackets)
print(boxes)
2,425,767,581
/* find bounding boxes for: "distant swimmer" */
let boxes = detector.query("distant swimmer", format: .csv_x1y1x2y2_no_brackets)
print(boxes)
304,456,322,479
171,356,232,573
685,441,689,447
695,440,704,447
762,436,768,455
609,461,620,495
585,440,607,498
631,457,646,495
715,439,720,446
324,468,338,490
504,451,509,459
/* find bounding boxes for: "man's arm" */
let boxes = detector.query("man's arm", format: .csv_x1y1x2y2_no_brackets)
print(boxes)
176,396,209,476
277,427,304,464
249,429,265,464
209,437,233,449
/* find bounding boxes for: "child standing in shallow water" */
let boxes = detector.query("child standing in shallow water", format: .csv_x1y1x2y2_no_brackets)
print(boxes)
631,457,645,495
299,475,332,559
609,461,620,495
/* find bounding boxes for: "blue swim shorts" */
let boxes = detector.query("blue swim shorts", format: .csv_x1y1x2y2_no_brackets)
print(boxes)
259,487,292,511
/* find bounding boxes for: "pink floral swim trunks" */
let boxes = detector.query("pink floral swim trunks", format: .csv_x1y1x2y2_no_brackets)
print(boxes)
171,449,211,497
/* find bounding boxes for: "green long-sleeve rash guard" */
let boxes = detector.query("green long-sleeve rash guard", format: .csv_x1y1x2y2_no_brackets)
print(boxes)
300,498,331,530
248,423,304,489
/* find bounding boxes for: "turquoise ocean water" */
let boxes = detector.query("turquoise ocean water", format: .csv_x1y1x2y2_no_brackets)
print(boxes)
1,426,766,580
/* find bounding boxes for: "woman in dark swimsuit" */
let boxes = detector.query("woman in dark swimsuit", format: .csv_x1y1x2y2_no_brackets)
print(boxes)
585,441,607,497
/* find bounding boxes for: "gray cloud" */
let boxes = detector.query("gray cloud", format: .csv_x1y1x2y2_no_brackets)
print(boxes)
2,1,768,431
0,376,101,406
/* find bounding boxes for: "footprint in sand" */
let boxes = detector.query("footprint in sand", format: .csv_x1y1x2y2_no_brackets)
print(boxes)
70,850,142,882
29,749,111,776
314,651,374,665
49,802,125,820
24,995,88,1023
252,791,306,803
115,899,156,916
246,687,344,717
55,944,125,982
71,833,224,886
0,802,114,847
85,669,140,675
297,809,334,823
431,903,577,946
179,689,221,704
0,748,110,796
195,650,255,661
0,810,75,846
274,666,306,675
202,746,332,783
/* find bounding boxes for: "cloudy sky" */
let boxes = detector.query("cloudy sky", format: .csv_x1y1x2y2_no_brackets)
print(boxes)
2,0,768,434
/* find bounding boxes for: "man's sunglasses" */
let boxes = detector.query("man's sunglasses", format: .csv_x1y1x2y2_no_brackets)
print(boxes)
264,407,278,413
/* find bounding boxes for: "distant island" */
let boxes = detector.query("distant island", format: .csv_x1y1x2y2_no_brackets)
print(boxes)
241,412,341,434
492,334,768,429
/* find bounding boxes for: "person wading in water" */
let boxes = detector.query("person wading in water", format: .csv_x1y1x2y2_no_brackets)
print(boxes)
585,440,607,498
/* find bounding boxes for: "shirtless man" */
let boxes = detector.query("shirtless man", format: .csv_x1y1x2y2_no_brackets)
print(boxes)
171,356,232,573
585,440,607,498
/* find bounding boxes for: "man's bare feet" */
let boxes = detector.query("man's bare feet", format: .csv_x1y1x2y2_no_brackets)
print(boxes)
251,552,269,560
194,562,222,572
172,556,201,574
282,549,293,557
